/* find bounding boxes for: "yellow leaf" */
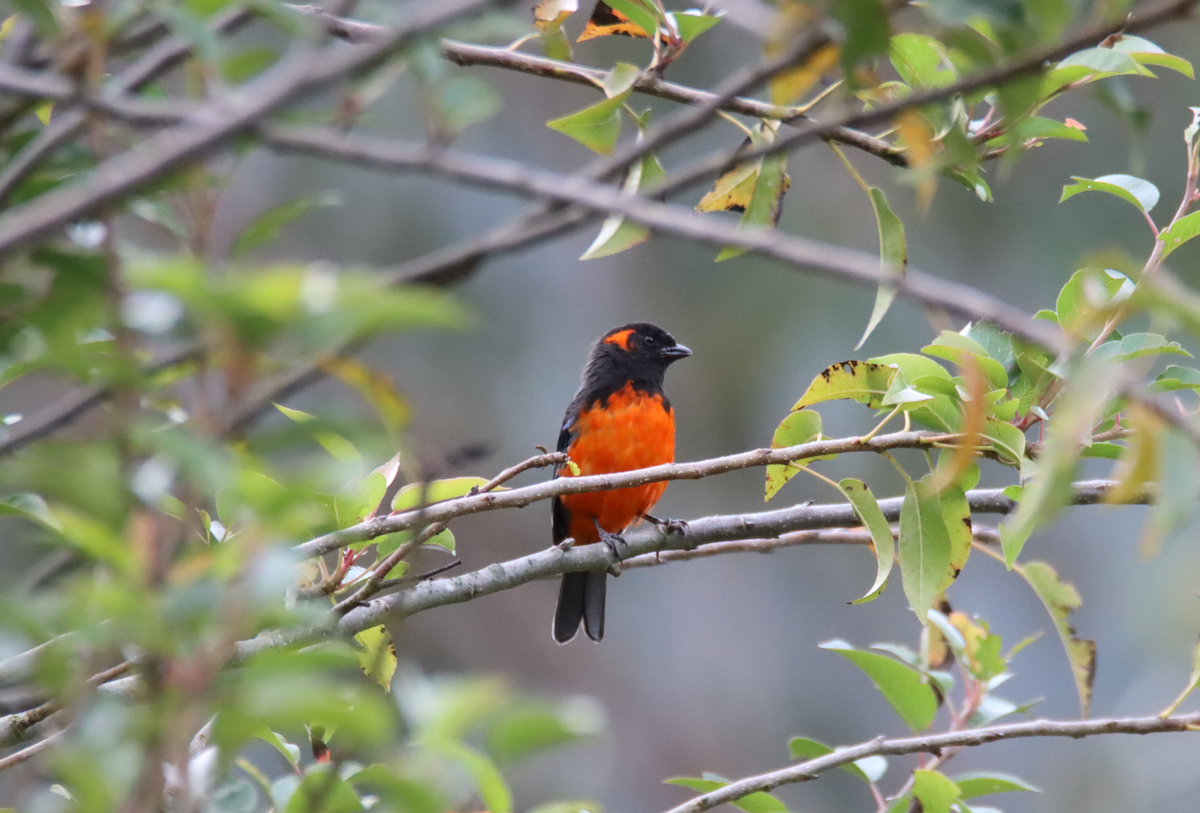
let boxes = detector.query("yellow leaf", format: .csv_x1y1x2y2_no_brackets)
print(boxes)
771,43,840,106
355,625,398,692
896,110,938,209
320,355,411,434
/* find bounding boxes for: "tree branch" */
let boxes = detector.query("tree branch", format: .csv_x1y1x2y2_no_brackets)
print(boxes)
0,7,255,204
0,0,502,259
331,478,1131,639
264,126,1069,351
660,711,1200,813
295,430,952,558
0,480,1134,744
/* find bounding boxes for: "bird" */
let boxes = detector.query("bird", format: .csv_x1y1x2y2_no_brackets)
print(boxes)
552,323,691,643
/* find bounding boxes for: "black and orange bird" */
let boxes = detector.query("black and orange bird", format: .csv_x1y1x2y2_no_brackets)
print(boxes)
552,323,691,643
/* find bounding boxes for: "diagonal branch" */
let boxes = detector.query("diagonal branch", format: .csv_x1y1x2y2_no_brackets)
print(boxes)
0,0,503,259
264,126,1069,351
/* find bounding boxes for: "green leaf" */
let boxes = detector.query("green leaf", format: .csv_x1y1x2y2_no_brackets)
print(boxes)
951,772,1040,799
1090,332,1190,363
231,193,340,256
935,482,971,591
856,187,907,348
210,779,258,813
911,770,961,813
1000,357,1116,564
898,481,952,623
1142,425,1200,554
355,625,397,692
790,360,897,411
1053,267,1132,340
434,742,512,813
284,767,364,813
764,410,822,501
485,700,597,764
983,419,1026,468
546,92,632,155
831,0,890,75
921,330,1008,388
439,76,502,135
256,729,301,768
840,479,895,602
1060,174,1159,213
9,0,59,37
1108,35,1194,78
715,150,789,262
1012,116,1089,143
670,10,721,43
602,62,641,97
1158,211,1200,258
665,778,787,813
787,737,887,783
889,33,955,88
581,154,666,260
1151,365,1200,392
820,640,938,731
392,478,490,512
1014,561,1096,718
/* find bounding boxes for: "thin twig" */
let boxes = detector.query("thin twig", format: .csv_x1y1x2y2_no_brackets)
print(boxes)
0,727,66,772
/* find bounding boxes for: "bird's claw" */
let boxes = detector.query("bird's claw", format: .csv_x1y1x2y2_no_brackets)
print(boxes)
555,537,575,551
593,522,627,576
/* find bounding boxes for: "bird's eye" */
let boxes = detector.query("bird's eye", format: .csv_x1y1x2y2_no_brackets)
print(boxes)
645,336,656,346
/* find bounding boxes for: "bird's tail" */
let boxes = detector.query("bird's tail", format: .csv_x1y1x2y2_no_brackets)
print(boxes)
553,572,606,643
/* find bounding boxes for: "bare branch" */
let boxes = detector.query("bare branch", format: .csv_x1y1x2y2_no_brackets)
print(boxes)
264,126,1069,351
0,727,65,772
0,344,200,459
660,711,1200,813
0,7,254,204
0,0,499,258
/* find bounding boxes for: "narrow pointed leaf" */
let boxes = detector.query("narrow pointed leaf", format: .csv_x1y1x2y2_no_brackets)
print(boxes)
856,187,907,348
820,640,938,731
840,479,895,602
1014,561,1096,718
898,481,952,623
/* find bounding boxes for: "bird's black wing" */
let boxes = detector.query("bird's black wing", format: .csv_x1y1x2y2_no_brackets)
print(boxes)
551,398,581,545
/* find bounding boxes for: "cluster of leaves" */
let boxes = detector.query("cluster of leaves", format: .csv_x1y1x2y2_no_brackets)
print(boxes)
529,0,1195,353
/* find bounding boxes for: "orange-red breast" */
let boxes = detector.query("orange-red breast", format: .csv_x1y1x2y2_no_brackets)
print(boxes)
552,323,691,643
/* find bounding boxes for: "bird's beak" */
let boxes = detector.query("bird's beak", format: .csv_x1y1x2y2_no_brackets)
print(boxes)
663,343,692,361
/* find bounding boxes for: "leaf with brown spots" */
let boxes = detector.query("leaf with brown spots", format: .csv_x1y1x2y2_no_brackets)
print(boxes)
1015,561,1096,717
790,360,897,411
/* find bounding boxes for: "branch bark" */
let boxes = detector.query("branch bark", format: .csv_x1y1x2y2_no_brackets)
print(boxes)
0,0,502,258
660,711,1200,813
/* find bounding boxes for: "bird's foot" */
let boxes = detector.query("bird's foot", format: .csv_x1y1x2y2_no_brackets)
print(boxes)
555,537,575,551
593,520,627,576
642,513,693,548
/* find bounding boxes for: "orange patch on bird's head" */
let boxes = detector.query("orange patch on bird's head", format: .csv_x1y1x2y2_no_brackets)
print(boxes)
603,328,635,351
